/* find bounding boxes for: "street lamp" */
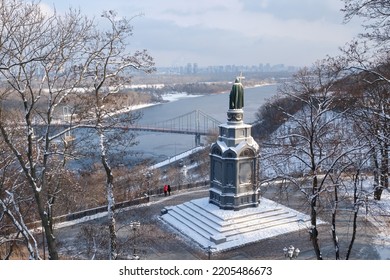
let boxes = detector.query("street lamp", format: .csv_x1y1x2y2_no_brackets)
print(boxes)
283,245,300,259
206,245,217,260
145,171,152,196
130,221,140,259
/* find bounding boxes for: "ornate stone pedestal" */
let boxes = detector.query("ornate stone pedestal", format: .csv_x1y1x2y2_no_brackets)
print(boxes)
209,109,260,210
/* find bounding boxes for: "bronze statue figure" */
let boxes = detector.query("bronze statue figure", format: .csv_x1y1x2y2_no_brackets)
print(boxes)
229,77,244,109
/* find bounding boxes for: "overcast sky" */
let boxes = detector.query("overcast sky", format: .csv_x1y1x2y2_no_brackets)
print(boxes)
39,0,363,68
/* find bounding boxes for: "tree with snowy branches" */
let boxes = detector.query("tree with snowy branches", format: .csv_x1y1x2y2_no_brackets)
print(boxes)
0,0,154,259
260,61,367,259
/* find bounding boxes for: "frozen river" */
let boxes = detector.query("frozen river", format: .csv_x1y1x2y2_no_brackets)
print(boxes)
131,84,278,162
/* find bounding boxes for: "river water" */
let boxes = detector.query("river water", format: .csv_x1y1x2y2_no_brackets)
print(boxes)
130,84,278,163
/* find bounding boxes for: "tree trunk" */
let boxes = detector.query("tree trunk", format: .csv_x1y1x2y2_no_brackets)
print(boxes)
99,130,117,260
106,180,117,260
381,143,389,189
310,197,323,260
346,172,359,260
0,195,40,260
373,149,382,200
331,185,340,260
33,189,58,260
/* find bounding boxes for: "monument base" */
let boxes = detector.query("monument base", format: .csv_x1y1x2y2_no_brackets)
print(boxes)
227,108,244,123
160,197,320,252
209,190,259,211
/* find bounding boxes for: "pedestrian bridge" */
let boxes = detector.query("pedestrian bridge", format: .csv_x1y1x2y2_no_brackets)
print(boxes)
120,110,221,146
32,109,222,146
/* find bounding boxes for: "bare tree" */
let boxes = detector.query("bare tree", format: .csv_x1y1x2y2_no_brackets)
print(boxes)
76,10,154,259
0,1,154,259
337,1,390,200
343,0,390,45
343,73,390,200
0,0,98,259
261,61,366,259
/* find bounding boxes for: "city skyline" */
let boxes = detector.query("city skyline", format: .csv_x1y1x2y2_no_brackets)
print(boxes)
157,62,297,75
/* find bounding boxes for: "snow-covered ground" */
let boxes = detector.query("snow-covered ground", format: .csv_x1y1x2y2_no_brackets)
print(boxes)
368,188,390,259
149,146,205,170
108,92,204,116
160,92,204,102
51,167,390,259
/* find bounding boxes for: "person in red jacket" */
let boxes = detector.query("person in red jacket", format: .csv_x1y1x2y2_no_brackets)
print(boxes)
163,184,168,196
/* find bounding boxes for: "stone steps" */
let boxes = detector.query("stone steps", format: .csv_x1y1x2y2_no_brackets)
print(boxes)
171,204,221,236
181,200,298,235
161,212,211,246
161,197,312,250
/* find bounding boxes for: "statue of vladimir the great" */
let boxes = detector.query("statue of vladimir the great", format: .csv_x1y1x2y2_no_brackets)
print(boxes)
229,77,244,109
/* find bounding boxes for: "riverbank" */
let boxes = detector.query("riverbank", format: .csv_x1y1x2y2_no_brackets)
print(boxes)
111,81,277,117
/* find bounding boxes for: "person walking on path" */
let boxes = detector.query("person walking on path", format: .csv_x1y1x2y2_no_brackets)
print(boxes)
163,184,168,196
167,184,171,196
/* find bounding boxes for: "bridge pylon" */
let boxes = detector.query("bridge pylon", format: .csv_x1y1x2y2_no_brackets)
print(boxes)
195,133,201,146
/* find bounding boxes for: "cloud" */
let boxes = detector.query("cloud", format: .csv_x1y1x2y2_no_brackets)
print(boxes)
40,0,363,67
144,0,361,66
239,0,343,21
139,0,353,44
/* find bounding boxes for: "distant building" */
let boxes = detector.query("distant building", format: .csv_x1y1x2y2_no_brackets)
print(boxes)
156,63,297,75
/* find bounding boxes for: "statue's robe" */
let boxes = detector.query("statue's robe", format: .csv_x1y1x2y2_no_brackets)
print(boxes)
229,78,244,109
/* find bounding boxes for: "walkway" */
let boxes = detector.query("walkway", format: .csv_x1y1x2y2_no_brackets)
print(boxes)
54,185,382,260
